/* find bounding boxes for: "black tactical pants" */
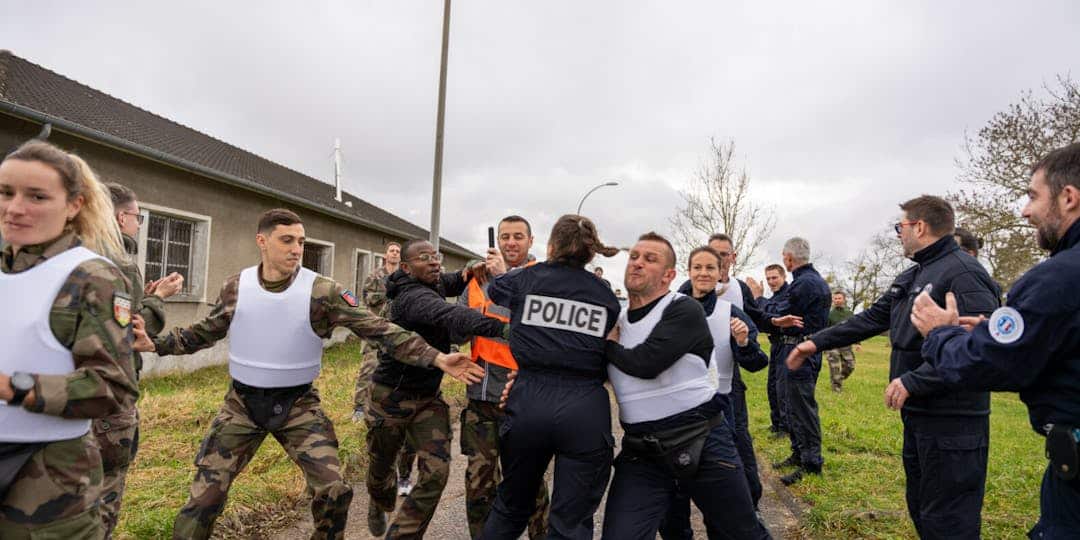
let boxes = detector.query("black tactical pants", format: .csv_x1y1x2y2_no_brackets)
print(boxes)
1029,463,1080,538
901,412,988,540
480,373,613,540
766,338,788,431
602,418,770,540
780,347,823,468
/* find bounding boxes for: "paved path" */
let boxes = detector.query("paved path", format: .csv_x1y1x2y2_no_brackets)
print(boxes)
274,404,804,539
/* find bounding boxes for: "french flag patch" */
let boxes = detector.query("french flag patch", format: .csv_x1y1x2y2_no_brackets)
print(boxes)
341,289,359,307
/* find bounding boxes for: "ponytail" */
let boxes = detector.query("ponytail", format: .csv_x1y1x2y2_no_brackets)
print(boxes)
67,154,127,262
547,214,619,268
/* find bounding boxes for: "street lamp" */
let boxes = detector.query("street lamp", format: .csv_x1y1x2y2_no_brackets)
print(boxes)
576,180,619,215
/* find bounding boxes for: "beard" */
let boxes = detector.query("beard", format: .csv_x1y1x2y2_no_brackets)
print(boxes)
1035,205,1064,251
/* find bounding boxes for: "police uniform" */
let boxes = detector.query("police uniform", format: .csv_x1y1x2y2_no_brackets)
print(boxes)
812,235,1000,537
824,302,856,392
459,258,550,539
96,233,167,537
1,233,138,540
921,220,1080,537
352,264,416,493
479,261,620,540
656,291,770,540
153,264,442,540
365,268,506,539
601,291,770,540
759,264,831,475
760,282,791,434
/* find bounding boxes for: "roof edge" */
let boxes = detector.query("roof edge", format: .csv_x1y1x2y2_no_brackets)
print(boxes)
0,100,479,260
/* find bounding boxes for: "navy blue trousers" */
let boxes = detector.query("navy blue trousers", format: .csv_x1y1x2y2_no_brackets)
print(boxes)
1029,464,1080,539
602,417,770,540
479,373,613,540
901,412,989,539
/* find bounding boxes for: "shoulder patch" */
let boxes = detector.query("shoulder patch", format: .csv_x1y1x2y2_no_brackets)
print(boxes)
341,289,359,307
113,292,132,326
988,307,1024,344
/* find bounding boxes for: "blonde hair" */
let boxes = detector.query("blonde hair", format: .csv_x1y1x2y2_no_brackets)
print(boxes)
5,141,128,263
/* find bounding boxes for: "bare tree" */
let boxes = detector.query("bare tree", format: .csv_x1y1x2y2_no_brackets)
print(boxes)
669,138,775,275
828,229,909,311
950,75,1080,288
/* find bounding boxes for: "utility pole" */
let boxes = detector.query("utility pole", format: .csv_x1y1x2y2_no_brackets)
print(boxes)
333,138,343,202
429,0,451,251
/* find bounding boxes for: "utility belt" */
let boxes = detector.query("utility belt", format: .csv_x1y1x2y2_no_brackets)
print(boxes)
621,413,724,481
778,335,811,346
232,379,312,432
0,442,45,500
1046,423,1080,481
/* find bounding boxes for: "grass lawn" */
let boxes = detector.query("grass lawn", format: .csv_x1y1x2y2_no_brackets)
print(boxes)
747,335,1044,539
115,339,467,539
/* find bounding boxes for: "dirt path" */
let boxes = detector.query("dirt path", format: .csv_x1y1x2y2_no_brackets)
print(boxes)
273,414,804,539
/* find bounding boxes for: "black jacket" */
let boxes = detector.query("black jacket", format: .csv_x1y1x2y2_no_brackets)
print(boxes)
373,269,505,395
813,236,1001,416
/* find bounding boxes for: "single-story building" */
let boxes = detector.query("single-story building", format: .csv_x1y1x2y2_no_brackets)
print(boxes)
0,50,479,376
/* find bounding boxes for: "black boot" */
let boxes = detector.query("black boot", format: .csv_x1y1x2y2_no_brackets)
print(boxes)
368,502,387,536
772,454,800,469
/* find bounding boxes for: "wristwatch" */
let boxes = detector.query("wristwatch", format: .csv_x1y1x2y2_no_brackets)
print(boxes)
7,372,34,406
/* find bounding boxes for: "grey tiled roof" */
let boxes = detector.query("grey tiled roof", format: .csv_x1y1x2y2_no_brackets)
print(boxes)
0,50,476,258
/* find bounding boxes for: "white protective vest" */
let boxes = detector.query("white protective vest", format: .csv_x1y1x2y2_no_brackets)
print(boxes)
608,292,716,424
717,278,744,309
228,266,324,388
0,246,101,442
706,298,735,393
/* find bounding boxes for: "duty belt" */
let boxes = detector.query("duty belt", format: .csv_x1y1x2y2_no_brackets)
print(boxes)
777,335,811,345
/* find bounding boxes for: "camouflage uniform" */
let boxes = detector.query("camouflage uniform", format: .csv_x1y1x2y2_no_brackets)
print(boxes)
354,266,417,485
96,234,167,537
154,266,441,540
0,233,138,539
825,304,857,391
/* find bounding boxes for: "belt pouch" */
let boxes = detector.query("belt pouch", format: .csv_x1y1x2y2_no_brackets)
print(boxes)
236,383,311,431
1047,424,1080,481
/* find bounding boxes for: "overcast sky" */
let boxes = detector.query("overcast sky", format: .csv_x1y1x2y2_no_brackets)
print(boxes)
5,1,1079,291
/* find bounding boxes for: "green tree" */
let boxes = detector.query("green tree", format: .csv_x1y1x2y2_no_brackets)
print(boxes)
951,76,1080,288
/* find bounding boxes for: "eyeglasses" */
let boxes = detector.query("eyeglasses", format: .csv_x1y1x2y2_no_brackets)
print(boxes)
893,220,918,234
410,252,444,263
122,212,145,225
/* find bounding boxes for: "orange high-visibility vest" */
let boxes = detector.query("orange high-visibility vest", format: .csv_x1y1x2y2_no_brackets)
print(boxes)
467,261,537,370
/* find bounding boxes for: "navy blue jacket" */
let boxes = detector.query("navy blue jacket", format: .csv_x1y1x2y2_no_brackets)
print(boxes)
488,261,621,379
756,281,790,341
758,264,831,337
922,220,1080,432
815,236,1000,416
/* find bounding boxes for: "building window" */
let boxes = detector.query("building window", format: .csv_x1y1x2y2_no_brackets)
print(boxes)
137,204,211,303
354,250,373,293
303,239,335,277
145,214,194,292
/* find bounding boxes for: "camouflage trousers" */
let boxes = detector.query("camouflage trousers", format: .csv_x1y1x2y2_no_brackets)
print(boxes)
354,341,418,482
460,399,549,539
365,383,452,539
94,407,139,538
172,384,353,540
0,433,104,539
826,346,856,390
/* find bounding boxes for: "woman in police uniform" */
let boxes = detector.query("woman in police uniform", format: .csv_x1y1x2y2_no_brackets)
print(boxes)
479,215,621,540
0,140,136,539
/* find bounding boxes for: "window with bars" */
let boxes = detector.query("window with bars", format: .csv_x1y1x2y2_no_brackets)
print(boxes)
145,213,195,294
303,242,333,276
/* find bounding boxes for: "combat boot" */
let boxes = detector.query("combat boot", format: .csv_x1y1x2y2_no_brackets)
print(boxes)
772,454,800,469
368,502,387,536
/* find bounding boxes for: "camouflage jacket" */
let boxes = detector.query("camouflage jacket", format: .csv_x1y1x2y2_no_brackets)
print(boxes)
0,232,138,419
115,234,166,376
362,264,393,317
153,264,440,368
